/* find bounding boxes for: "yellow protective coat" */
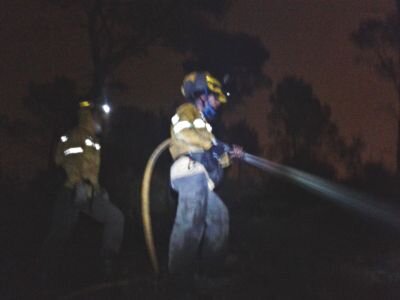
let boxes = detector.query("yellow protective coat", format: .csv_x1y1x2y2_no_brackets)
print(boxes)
169,103,214,159
169,103,230,182
55,110,101,189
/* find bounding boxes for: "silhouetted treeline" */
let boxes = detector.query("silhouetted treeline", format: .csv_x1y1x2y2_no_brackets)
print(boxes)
351,6,400,172
267,76,365,179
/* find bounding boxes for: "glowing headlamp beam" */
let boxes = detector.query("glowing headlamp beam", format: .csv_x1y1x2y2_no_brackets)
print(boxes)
242,153,400,231
102,104,111,114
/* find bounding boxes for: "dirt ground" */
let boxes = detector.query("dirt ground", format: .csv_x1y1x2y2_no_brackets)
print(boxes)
2,189,400,300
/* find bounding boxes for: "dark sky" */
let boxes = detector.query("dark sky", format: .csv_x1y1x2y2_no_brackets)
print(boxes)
0,0,396,176
224,0,396,170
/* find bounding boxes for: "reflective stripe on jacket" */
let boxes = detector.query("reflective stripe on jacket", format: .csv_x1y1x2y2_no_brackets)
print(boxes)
169,103,215,160
55,126,101,188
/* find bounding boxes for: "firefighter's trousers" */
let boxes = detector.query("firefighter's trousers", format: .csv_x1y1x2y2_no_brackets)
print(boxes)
168,157,229,276
40,186,124,276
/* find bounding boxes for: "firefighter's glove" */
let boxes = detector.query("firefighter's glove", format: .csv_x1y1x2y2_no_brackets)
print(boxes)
229,144,244,159
211,143,227,159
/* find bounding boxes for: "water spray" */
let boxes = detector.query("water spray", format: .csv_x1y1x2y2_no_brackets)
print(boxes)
242,153,400,230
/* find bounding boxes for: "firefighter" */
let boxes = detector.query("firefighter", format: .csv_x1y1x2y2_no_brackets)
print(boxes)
40,100,124,285
168,72,243,286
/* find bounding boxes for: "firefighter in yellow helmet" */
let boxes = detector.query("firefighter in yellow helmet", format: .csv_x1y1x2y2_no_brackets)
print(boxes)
40,100,124,285
168,72,243,287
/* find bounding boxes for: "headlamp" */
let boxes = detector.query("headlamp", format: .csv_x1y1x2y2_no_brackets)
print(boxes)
102,104,111,114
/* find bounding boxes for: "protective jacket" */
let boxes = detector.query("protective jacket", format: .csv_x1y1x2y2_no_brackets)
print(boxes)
169,103,214,159
55,111,101,189
169,103,230,187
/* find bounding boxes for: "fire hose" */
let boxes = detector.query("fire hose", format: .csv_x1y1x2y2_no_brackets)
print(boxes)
141,139,400,275
141,138,171,275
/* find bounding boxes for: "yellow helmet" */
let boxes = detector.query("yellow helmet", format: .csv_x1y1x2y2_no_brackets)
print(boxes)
181,72,227,103
79,100,91,108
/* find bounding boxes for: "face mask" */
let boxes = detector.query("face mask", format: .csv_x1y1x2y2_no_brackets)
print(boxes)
202,101,217,121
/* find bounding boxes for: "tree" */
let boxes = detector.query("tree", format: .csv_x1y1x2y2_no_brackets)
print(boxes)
49,0,270,102
23,77,79,131
267,76,364,177
22,77,79,167
100,106,170,215
182,31,271,103
351,8,400,171
268,77,331,160
222,119,260,155
47,0,229,99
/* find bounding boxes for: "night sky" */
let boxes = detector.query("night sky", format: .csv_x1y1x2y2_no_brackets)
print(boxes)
1,0,396,176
